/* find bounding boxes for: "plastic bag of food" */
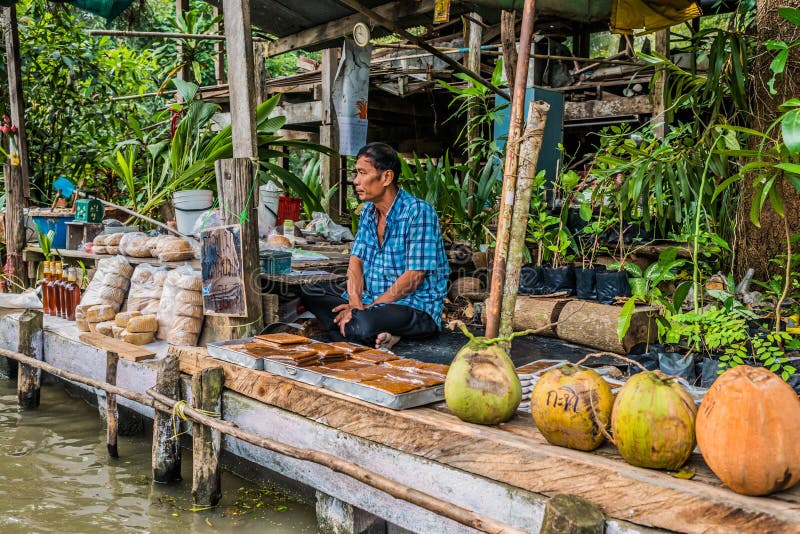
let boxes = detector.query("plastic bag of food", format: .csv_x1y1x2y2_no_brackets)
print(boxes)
154,236,197,263
127,263,167,314
119,232,154,258
157,264,204,345
78,255,133,312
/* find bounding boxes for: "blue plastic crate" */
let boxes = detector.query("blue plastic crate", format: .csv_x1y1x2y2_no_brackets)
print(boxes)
31,213,75,249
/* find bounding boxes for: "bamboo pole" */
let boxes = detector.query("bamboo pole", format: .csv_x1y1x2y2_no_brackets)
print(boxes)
0,347,526,534
484,0,537,339
499,102,549,339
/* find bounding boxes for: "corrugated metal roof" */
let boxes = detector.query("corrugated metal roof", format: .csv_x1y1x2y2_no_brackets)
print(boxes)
251,0,390,38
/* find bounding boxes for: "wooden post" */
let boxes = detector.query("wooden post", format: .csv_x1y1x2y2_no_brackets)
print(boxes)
652,28,670,139
465,12,483,217
500,10,517,91
213,4,226,84
484,0,537,339
253,41,268,105
2,5,31,193
191,366,223,507
152,354,182,483
222,0,257,158
3,165,27,290
320,47,342,218
16,309,43,409
316,490,386,534
205,158,262,341
540,494,605,534
176,0,191,83
106,351,120,458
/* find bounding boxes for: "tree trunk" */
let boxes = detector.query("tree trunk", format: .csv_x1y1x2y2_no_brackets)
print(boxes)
736,0,800,279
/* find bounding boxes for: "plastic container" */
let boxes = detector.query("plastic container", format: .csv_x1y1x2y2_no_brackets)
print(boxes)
259,250,292,274
276,196,302,225
259,182,282,235
173,190,214,235
31,212,75,249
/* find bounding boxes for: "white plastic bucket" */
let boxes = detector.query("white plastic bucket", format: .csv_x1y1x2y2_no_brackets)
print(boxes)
173,189,214,235
258,182,282,237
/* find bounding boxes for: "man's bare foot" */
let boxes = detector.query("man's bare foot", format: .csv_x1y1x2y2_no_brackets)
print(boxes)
375,332,400,350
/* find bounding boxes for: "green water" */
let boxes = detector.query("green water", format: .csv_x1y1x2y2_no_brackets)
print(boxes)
0,380,317,533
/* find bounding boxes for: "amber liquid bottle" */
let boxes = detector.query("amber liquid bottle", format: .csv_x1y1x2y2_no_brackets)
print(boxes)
48,262,62,317
40,261,51,314
71,268,82,320
57,267,69,319
65,269,79,321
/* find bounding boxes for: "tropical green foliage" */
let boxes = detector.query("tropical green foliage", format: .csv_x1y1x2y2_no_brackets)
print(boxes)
400,153,502,248
2,0,156,199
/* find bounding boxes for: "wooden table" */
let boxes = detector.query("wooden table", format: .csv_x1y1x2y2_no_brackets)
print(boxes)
174,345,800,534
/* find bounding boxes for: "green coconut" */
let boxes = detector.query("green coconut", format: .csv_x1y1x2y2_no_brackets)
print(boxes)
445,328,522,425
611,371,697,470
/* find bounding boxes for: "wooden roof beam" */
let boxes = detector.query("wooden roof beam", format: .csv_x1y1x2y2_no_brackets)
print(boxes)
266,0,435,57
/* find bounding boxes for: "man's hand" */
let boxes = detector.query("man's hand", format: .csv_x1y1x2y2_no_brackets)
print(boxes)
332,303,363,337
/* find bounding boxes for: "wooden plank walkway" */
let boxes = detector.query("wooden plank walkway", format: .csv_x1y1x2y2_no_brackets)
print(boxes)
174,345,800,534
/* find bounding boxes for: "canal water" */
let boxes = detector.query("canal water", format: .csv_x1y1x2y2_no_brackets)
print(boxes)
0,380,316,533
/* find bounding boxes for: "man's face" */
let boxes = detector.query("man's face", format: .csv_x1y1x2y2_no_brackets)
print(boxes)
353,156,393,202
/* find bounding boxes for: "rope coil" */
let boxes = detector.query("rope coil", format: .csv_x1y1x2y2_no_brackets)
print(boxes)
171,399,220,441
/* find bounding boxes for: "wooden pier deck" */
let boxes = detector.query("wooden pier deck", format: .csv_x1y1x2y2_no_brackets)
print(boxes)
1,310,798,533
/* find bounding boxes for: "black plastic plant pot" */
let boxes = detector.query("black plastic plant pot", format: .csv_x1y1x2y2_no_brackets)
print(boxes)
595,270,631,304
658,350,696,383
699,358,725,388
574,267,597,300
543,264,576,295
519,264,546,295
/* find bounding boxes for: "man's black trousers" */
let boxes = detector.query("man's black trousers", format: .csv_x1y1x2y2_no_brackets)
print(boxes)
300,282,439,346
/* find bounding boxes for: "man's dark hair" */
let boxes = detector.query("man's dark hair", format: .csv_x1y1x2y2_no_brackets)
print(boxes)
357,142,401,183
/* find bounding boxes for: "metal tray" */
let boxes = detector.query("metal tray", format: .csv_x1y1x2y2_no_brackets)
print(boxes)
208,338,446,409
207,339,265,370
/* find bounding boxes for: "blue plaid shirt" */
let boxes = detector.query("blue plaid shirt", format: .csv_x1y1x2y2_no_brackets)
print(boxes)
347,189,449,327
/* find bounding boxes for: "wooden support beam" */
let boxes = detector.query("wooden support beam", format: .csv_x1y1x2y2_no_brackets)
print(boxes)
465,12,483,217
213,5,226,84
316,491,386,534
16,309,43,410
152,353,182,483
540,494,605,534
105,351,120,458
176,0,192,83
253,41,268,105
319,48,342,218
3,165,27,290
335,0,509,100
268,0,434,57
204,158,262,341
652,28,670,139
223,0,257,158
191,366,223,507
2,6,31,195
500,10,518,91
275,100,323,125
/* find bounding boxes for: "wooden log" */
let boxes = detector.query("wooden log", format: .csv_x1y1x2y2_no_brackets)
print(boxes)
16,309,43,409
152,353,181,483
105,351,120,458
556,300,657,354
3,165,27,290
316,490,386,534
510,297,571,337
500,10,517,91
540,494,605,534
652,28,670,139
191,366,223,507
